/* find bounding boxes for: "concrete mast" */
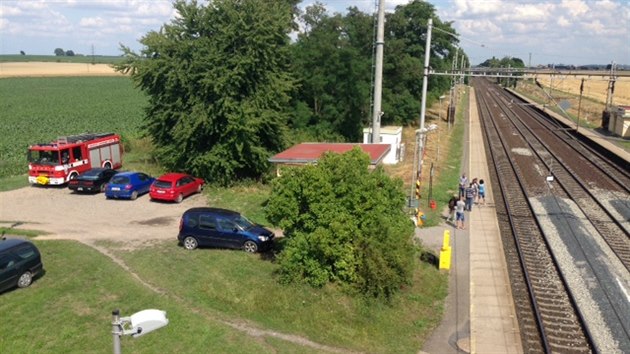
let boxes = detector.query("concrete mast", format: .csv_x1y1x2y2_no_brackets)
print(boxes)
371,0,385,143
419,18,433,131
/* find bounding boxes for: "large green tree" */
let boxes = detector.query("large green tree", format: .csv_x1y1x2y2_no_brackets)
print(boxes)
383,0,459,125
115,0,296,184
290,0,463,140
289,4,372,142
265,148,416,300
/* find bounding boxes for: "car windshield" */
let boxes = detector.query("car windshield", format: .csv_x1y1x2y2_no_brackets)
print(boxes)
233,215,255,230
27,150,59,166
154,180,172,188
110,176,130,185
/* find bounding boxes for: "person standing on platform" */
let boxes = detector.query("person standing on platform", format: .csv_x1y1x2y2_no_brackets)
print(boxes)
465,183,475,211
471,178,479,204
456,196,466,229
478,179,486,206
459,173,468,198
447,194,459,222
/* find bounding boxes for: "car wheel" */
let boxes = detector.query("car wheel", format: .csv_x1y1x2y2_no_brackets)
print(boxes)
130,191,138,200
243,240,258,253
183,236,198,250
17,271,33,288
175,194,183,203
104,162,112,169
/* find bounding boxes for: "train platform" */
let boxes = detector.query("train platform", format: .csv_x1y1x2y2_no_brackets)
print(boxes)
419,87,522,354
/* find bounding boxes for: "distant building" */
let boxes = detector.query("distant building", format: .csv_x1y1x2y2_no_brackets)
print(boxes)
268,143,390,176
362,126,404,164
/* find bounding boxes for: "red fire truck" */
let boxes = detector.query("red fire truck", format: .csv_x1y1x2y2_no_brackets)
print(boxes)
28,133,123,185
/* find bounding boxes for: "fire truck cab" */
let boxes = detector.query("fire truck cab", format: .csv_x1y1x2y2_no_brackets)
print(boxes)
28,133,123,185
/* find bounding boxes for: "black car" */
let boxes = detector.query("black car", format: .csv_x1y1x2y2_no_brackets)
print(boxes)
0,237,44,293
68,168,118,193
178,208,275,253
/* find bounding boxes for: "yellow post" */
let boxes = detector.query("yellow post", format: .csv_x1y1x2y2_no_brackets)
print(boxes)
439,229,452,270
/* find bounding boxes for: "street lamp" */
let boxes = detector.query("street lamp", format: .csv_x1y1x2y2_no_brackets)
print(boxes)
112,309,169,354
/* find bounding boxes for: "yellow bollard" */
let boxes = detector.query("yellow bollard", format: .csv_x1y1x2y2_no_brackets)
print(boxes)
439,230,452,270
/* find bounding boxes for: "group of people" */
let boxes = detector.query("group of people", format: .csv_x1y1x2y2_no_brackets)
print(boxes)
447,173,486,229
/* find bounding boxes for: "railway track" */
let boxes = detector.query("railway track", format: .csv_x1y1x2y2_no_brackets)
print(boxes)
473,78,630,353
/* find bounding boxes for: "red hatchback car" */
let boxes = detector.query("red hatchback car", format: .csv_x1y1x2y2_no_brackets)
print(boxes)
149,173,204,203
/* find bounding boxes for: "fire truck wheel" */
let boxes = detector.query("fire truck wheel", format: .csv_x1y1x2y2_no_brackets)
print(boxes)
175,194,183,203
130,191,138,200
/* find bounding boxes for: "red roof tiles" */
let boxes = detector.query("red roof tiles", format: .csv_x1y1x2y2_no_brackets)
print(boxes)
269,143,390,165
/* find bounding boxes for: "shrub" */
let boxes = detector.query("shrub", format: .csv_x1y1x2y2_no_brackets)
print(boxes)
265,148,416,300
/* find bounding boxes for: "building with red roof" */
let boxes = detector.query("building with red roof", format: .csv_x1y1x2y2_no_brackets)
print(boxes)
268,143,390,175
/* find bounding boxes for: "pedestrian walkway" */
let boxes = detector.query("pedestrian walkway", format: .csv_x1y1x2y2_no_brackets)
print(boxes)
420,87,522,354
467,88,522,353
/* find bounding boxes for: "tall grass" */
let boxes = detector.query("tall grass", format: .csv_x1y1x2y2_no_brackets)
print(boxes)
422,88,468,225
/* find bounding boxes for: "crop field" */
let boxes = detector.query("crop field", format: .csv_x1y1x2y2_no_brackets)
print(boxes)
535,75,630,106
0,77,147,178
0,54,125,64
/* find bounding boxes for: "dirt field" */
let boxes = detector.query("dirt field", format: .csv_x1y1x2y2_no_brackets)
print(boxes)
0,187,207,247
0,62,123,78
535,75,630,106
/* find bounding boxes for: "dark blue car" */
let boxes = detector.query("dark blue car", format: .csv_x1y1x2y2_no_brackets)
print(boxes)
178,208,275,253
104,172,155,200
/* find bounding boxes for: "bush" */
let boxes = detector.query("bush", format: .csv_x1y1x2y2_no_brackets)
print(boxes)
265,148,416,300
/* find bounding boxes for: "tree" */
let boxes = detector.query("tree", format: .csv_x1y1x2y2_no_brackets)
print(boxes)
115,0,297,185
20,51,25,55
383,0,458,125
265,148,416,300
65,50,75,56
54,48,65,56
289,0,462,137
289,4,371,142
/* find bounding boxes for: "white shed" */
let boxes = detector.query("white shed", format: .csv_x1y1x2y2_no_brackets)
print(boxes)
362,126,404,164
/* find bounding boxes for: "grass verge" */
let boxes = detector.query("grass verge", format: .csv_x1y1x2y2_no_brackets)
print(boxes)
108,239,448,353
0,240,286,354
1,239,447,353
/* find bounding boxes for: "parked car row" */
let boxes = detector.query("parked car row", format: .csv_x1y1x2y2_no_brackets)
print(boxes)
3,169,273,295
68,168,204,203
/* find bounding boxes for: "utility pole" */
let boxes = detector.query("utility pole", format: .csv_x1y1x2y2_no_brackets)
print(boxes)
412,17,433,204
370,0,385,144
419,18,433,132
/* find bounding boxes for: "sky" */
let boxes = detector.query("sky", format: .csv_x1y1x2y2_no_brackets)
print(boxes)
0,0,628,66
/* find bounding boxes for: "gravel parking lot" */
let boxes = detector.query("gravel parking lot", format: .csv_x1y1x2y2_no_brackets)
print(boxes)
0,185,208,248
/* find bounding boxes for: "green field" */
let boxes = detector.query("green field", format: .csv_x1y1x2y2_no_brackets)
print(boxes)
0,77,147,178
0,54,125,64
0,238,446,353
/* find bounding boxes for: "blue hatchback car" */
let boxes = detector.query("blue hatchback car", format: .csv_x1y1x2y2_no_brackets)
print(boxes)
178,208,275,253
104,172,155,200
